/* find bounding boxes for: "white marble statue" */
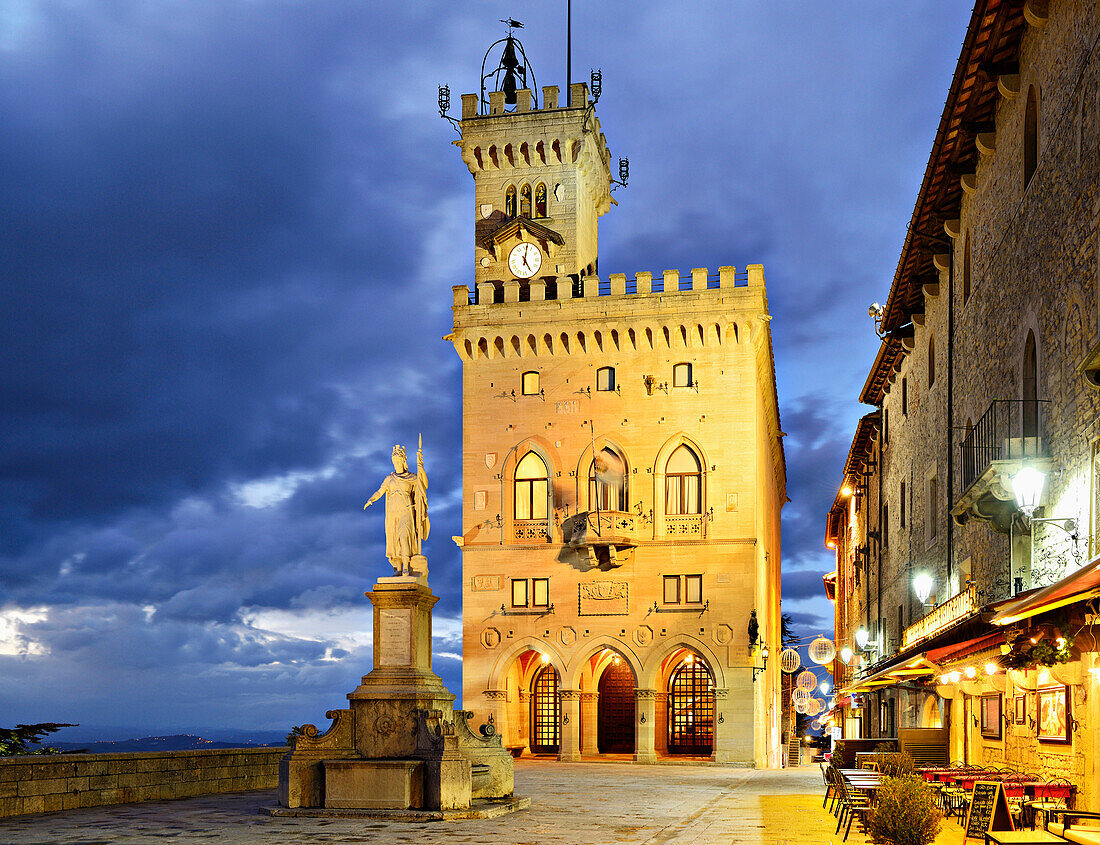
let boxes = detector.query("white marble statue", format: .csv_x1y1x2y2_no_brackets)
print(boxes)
363,436,430,576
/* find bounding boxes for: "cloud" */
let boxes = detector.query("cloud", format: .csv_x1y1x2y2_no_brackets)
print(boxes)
0,0,972,732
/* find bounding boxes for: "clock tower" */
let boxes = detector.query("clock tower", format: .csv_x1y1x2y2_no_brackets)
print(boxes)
454,65,613,295
448,29,786,769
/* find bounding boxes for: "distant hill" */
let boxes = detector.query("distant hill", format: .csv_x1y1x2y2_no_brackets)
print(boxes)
50,733,287,753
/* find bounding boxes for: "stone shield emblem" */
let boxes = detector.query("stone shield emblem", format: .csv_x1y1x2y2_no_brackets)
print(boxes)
484,453,497,470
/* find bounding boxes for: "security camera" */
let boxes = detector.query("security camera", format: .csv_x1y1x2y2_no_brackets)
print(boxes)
868,302,884,320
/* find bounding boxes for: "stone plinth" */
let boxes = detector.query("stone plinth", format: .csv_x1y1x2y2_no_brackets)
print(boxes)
324,760,424,809
278,573,520,818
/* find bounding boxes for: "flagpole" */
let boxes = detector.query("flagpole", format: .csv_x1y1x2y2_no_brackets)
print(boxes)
566,0,572,106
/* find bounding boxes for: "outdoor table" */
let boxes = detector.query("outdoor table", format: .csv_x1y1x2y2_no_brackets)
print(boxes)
984,831,1069,844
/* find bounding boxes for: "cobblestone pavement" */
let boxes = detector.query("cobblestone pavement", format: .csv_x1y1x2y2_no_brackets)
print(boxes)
0,761,970,845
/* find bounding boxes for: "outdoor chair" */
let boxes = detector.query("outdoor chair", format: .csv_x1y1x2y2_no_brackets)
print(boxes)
1028,778,1076,830
1047,810,1100,845
834,776,873,843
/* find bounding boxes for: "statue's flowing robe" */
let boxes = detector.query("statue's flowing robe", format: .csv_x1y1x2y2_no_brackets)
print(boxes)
380,467,429,564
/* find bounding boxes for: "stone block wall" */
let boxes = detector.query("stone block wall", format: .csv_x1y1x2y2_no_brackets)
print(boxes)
0,747,285,819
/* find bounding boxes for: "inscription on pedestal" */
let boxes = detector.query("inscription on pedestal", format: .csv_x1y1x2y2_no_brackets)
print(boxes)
378,609,412,666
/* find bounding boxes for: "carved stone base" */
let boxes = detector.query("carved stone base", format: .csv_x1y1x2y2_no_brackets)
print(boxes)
278,574,518,816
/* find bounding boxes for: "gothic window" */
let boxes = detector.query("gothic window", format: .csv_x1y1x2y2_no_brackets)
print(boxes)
901,378,907,415
530,665,560,753
596,366,615,392
520,183,532,217
1024,86,1039,189
900,481,906,528
673,362,693,387
665,445,702,515
521,370,540,395
589,447,627,512
667,654,714,755
505,184,517,217
534,182,547,217
514,452,549,521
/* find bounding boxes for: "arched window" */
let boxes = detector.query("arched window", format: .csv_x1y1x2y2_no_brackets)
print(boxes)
1024,86,1039,189
928,335,936,388
534,182,547,218
520,183,532,217
515,452,549,520
596,366,615,392
1023,330,1038,440
530,665,560,753
505,184,517,218
665,445,702,515
667,653,714,755
673,362,693,388
589,447,627,512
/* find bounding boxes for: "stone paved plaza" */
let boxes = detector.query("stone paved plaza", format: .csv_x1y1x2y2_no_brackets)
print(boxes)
0,760,973,844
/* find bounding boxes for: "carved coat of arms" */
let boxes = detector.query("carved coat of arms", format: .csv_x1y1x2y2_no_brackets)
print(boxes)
484,453,497,469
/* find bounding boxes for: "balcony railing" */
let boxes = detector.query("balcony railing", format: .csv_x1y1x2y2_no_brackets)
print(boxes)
958,399,1048,495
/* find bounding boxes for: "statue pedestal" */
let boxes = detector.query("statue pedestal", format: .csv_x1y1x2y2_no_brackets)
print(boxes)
276,572,521,818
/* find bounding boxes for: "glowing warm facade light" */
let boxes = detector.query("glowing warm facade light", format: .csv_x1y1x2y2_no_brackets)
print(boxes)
1012,465,1046,516
950,671,961,683
985,663,998,675
913,572,934,605
540,653,549,664
855,628,870,649
964,666,977,678
841,485,853,498
820,681,831,695
840,647,853,664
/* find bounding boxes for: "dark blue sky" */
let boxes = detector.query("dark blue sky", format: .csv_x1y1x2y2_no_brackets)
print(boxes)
0,2,971,735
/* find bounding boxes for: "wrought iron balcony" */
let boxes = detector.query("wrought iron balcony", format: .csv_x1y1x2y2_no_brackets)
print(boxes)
952,399,1050,532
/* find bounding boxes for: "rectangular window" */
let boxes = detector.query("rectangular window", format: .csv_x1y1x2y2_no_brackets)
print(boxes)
883,410,889,447
900,481,906,528
532,578,549,607
663,575,681,604
596,366,615,392
521,371,540,395
673,362,692,387
901,378,908,415
684,574,703,604
929,476,938,541
882,504,889,550
511,579,529,607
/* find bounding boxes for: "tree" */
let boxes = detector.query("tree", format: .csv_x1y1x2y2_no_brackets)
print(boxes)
0,723,79,756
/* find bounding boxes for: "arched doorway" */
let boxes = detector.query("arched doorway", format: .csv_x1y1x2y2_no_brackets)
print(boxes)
667,652,714,755
530,665,561,754
597,659,635,753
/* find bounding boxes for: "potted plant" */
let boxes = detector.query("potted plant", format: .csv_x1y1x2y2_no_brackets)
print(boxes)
866,775,943,845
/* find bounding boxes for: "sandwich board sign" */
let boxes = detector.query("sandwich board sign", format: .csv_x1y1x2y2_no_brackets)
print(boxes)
963,781,1014,844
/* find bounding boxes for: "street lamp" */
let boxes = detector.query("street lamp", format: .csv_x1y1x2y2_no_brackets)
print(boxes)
752,644,770,682
855,628,870,650
913,572,935,607
840,646,853,664
1012,466,1046,517
820,681,831,695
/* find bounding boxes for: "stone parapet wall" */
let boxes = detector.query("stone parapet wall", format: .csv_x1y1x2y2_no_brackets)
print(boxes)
0,747,286,819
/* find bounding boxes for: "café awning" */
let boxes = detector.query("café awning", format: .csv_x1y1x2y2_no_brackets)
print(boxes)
991,553,1100,626
838,655,940,697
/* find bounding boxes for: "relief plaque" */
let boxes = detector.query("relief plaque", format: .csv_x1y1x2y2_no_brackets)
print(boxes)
578,580,629,615
377,609,411,666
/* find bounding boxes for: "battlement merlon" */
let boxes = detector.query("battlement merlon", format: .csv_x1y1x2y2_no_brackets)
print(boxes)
454,84,613,217
448,265,771,355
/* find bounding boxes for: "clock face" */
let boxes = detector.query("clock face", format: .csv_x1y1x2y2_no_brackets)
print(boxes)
508,242,542,279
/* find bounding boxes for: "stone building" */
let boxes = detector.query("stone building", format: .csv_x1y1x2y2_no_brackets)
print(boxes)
447,63,786,765
826,0,1100,807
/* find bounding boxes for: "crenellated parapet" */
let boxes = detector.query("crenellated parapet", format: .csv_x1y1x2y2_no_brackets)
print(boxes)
449,265,770,361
